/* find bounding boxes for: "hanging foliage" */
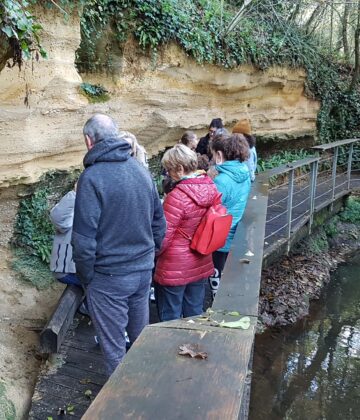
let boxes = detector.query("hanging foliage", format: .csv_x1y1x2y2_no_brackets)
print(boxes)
1,0,360,142
0,0,47,70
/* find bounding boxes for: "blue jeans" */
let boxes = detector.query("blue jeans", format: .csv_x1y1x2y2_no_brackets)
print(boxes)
57,273,81,287
86,270,151,377
155,279,206,321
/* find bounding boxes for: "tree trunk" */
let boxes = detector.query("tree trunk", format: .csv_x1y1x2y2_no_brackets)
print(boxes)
330,0,334,54
305,4,322,34
342,1,350,62
288,0,302,23
349,1,360,90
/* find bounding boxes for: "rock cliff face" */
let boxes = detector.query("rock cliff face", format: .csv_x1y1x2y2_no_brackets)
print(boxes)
0,7,320,187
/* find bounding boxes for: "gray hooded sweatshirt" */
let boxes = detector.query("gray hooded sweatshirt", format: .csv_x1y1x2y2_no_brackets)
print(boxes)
72,136,166,285
49,190,76,276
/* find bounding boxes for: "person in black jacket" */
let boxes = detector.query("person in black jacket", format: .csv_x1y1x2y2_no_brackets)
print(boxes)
72,114,166,376
195,118,224,158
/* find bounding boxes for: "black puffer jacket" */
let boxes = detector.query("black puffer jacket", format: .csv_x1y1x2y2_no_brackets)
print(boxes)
195,134,212,158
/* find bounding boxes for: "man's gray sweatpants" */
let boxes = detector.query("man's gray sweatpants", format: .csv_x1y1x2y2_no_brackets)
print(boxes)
86,270,151,377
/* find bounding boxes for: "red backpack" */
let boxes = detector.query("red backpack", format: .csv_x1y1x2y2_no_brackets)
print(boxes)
179,195,233,255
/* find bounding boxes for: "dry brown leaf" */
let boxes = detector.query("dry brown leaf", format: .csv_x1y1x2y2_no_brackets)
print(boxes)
178,343,208,359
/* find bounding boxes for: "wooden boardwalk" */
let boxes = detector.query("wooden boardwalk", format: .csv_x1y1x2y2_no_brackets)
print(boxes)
28,170,359,420
29,304,161,419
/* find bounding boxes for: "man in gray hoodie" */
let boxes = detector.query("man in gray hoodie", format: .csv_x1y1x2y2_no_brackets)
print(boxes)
72,114,166,376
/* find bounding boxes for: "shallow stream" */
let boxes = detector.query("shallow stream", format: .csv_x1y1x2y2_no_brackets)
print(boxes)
249,252,360,420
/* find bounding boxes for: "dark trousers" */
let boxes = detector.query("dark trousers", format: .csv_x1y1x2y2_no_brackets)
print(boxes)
86,270,151,377
209,251,229,298
155,279,206,321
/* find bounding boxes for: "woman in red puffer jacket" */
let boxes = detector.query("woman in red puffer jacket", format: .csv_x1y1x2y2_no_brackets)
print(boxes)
154,144,220,321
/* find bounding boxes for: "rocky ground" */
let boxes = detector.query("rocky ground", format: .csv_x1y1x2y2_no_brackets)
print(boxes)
259,219,360,328
0,187,63,420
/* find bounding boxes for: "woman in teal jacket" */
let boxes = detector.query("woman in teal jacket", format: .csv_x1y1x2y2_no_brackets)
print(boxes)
209,133,251,298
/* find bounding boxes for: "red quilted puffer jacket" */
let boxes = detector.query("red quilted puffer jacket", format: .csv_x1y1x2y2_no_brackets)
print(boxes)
154,174,220,287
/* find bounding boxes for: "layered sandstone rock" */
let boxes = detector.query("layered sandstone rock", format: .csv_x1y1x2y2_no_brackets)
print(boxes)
0,7,319,187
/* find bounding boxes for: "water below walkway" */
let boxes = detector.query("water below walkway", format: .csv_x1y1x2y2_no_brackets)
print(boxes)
249,252,360,420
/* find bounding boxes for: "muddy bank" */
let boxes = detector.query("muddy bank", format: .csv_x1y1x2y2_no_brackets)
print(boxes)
259,216,360,328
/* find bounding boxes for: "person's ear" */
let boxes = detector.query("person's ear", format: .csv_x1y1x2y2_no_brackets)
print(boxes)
85,135,93,150
177,165,185,178
215,151,223,165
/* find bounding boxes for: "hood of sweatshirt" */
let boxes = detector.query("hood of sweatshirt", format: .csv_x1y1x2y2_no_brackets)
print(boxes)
83,136,132,168
176,175,220,208
215,160,250,183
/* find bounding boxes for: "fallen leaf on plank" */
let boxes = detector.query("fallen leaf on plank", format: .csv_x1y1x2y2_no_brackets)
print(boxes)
219,316,251,330
178,343,208,359
227,311,241,316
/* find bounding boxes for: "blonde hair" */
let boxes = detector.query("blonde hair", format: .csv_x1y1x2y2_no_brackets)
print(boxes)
162,144,198,173
120,130,148,168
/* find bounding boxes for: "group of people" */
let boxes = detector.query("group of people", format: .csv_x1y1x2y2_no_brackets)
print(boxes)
49,114,257,377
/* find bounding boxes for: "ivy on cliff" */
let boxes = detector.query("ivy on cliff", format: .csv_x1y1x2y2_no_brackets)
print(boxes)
1,0,360,143
0,0,47,69
77,0,360,143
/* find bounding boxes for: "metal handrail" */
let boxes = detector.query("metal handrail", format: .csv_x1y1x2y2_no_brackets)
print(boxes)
263,138,359,254
312,138,359,151
258,156,320,178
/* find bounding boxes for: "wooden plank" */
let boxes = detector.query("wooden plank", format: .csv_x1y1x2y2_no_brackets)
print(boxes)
63,347,107,376
61,339,101,355
40,285,83,353
212,180,268,317
58,364,107,387
83,323,255,420
35,380,93,410
42,372,103,395
29,397,83,420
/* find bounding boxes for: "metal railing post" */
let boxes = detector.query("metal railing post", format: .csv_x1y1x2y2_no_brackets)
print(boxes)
309,160,319,233
347,142,354,190
286,169,295,254
330,146,339,211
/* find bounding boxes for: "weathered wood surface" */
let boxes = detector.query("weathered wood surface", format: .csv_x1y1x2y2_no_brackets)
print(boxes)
40,285,83,353
212,179,269,317
29,316,106,420
82,322,256,420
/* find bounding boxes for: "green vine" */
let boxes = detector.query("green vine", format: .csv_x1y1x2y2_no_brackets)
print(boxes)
0,0,47,69
12,169,81,264
76,0,360,143
1,1,360,143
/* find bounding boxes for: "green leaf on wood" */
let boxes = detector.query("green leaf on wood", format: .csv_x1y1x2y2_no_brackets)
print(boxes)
219,316,251,330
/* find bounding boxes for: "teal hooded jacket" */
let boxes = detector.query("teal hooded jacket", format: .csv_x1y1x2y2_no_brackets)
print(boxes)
214,160,251,253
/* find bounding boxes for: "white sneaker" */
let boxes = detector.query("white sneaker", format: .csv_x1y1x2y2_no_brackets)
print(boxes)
149,287,155,302
125,331,130,344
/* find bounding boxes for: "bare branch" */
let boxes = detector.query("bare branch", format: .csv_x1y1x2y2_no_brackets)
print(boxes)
224,0,254,36
49,0,68,16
